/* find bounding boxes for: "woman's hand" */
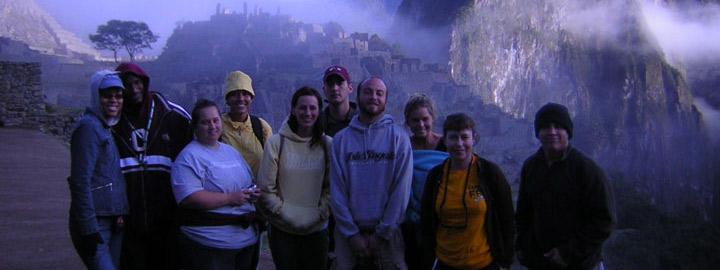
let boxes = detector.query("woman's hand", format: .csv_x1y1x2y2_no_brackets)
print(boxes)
243,188,261,203
226,188,261,206
115,216,124,231
227,191,249,206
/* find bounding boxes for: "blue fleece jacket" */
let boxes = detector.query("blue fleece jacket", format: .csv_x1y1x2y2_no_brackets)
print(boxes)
329,114,413,240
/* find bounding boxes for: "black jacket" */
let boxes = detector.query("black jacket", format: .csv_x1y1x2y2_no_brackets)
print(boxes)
322,102,357,137
420,155,515,269
516,147,614,270
112,92,192,232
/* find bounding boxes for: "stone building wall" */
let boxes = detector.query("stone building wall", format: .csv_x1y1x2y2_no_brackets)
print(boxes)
0,61,81,140
0,61,45,127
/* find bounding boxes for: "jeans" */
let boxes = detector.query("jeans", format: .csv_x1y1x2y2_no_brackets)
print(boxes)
70,216,123,270
268,225,329,270
178,232,255,270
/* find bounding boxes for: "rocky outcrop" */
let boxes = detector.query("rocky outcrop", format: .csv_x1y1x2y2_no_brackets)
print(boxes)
395,0,717,220
448,0,713,216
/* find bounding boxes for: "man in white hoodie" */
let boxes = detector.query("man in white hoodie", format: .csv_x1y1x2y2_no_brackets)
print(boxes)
330,77,413,270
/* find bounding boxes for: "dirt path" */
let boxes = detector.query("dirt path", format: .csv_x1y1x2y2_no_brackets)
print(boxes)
0,128,83,269
0,127,276,269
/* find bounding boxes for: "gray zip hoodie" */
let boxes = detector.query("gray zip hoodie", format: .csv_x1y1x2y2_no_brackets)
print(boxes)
329,114,413,240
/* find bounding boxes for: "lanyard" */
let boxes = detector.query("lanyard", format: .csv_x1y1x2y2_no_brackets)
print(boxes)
438,156,473,229
127,99,155,162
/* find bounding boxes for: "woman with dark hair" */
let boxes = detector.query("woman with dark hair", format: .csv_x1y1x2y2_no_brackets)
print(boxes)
171,99,260,270
68,70,128,270
420,113,514,270
257,86,332,270
403,94,449,270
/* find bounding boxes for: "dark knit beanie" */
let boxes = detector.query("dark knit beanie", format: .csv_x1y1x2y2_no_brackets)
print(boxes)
534,103,573,139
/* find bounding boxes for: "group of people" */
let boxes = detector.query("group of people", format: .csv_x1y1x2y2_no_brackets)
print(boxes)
68,63,614,270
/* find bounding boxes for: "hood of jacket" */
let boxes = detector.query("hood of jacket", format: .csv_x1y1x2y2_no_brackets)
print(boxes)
278,118,312,143
115,62,153,126
89,70,122,126
347,113,394,132
115,62,150,92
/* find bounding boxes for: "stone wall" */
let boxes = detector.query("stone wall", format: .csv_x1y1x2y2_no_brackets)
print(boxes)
0,61,81,140
0,61,45,127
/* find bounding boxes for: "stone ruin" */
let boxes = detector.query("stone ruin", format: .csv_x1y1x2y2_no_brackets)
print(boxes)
0,61,81,139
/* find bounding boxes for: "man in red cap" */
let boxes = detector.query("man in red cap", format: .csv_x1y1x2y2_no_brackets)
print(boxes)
320,65,357,267
322,65,357,137
113,62,192,270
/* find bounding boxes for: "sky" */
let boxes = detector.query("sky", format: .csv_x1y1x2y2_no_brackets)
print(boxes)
35,0,394,57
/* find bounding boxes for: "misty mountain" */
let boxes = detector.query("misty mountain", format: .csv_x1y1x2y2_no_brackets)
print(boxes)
0,0,97,58
395,0,720,267
398,0,717,215
390,0,471,62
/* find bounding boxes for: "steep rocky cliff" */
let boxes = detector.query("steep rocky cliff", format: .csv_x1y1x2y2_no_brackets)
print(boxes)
397,0,716,221
449,0,714,216
394,0,720,265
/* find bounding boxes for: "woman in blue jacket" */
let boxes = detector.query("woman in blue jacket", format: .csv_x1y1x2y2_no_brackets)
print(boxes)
68,70,129,270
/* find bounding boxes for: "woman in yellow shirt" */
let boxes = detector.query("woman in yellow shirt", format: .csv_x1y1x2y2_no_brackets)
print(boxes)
420,113,514,270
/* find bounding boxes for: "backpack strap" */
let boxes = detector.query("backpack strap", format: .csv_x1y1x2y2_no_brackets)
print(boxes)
275,135,285,197
321,138,329,206
249,115,265,146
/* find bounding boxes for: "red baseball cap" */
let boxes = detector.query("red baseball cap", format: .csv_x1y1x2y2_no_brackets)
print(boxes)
323,65,351,83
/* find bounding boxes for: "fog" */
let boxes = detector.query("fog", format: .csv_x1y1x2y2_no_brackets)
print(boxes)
560,0,720,64
36,0,394,57
560,0,628,43
640,1,720,64
695,98,720,146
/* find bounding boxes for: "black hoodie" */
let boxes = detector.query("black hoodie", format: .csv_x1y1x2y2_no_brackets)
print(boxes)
112,63,192,232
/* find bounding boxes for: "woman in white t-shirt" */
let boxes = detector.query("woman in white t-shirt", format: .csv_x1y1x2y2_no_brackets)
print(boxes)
170,99,260,270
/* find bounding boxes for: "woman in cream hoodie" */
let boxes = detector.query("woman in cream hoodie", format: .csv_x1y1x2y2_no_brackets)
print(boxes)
258,87,332,270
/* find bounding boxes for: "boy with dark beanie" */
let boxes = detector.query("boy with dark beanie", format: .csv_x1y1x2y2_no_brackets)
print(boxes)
516,103,614,270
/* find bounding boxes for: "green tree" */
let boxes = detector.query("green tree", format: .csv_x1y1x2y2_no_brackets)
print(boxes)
89,20,159,62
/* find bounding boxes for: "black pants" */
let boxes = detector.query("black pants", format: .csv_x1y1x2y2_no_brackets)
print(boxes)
268,225,329,270
121,227,179,270
401,222,422,270
434,260,499,270
178,232,255,270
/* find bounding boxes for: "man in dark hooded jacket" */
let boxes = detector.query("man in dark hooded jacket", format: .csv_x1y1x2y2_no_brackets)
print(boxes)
113,62,192,269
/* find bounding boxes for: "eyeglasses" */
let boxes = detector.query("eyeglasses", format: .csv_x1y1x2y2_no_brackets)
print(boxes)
100,92,123,100
437,158,472,229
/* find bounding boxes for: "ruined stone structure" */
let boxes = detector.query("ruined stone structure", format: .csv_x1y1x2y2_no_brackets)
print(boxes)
0,62,45,127
0,0,98,59
0,61,81,139
149,4,473,133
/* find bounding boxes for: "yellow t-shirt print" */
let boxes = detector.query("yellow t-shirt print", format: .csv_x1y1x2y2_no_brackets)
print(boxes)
435,157,493,269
